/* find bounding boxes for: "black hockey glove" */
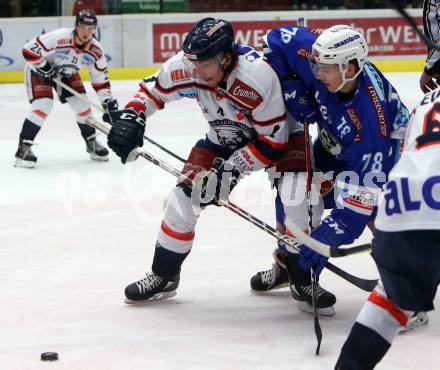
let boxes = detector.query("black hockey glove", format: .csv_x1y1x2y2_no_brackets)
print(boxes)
102,98,119,124
35,60,55,79
193,157,242,207
107,108,146,164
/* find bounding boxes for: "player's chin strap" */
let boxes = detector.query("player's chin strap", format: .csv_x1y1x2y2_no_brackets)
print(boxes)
85,115,377,293
52,77,187,163
334,64,363,93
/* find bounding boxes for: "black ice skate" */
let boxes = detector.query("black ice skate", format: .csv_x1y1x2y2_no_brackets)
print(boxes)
124,272,180,304
14,139,37,168
250,249,289,291
85,134,109,161
287,253,336,317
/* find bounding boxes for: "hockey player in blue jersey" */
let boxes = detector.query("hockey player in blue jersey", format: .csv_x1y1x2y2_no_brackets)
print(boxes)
251,24,409,316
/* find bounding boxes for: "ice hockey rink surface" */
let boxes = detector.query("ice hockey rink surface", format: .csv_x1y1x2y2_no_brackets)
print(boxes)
1,72,439,370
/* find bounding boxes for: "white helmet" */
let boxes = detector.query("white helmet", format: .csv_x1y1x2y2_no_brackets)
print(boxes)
312,25,368,91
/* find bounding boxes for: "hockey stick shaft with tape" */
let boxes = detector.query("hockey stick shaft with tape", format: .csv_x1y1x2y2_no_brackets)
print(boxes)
53,78,187,163
86,117,377,292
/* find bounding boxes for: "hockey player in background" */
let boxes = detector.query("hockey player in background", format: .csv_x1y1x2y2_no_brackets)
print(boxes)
251,25,409,316
15,9,118,168
419,0,440,93
335,88,440,370
104,17,330,304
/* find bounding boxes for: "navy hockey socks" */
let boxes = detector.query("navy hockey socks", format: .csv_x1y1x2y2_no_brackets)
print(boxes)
335,322,390,370
152,243,189,278
20,119,41,141
77,121,95,140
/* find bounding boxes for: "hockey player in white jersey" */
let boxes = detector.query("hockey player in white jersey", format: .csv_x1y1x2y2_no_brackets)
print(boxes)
335,89,440,369
15,9,118,168
103,17,327,303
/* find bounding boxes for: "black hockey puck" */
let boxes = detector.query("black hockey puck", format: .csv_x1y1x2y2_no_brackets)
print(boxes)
41,352,58,361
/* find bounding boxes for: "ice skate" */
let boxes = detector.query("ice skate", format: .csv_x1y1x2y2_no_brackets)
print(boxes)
251,249,289,291
14,139,37,168
289,281,336,317
124,272,180,304
287,253,336,317
85,134,109,161
399,311,429,334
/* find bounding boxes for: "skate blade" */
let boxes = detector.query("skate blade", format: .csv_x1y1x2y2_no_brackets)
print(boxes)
297,301,336,317
14,158,36,168
89,153,109,161
124,290,177,304
399,311,429,334
251,281,290,292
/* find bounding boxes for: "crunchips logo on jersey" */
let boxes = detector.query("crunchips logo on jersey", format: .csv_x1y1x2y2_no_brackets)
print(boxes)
347,107,362,142
170,68,190,82
228,79,263,108
367,86,387,137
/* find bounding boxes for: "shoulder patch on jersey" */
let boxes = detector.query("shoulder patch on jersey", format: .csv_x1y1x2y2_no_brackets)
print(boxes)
297,48,312,58
87,43,103,60
347,107,362,142
227,79,263,109
367,85,387,138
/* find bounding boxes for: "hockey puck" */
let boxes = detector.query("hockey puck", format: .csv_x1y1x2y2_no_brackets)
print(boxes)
41,352,58,361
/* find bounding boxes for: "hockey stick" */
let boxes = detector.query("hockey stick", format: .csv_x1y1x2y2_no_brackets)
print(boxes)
386,0,440,52
285,217,372,258
57,77,372,258
85,116,378,292
52,77,187,163
303,118,322,356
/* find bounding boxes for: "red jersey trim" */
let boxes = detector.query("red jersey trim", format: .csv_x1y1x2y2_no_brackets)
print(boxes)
257,135,289,150
368,290,408,326
36,36,51,52
161,221,195,241
248,143,273,165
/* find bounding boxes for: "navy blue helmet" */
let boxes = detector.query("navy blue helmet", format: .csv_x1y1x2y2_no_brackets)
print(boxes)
182,18,235,61
75,9,98,27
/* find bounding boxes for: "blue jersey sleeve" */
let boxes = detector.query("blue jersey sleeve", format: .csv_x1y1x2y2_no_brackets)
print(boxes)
264,26,318,90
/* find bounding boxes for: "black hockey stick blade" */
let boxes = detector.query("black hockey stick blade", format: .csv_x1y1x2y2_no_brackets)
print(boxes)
325,263,378,292
329,243,372,257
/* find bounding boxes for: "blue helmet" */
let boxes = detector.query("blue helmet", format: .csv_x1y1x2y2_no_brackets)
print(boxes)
75,9,98,27
182,18,235,61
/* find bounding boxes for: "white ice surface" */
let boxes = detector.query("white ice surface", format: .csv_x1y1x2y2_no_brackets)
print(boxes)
1,73,439,370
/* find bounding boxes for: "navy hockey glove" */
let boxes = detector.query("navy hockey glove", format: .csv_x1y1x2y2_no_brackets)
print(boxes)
194,157,242,207
35,60,55,79
281,79,322,124
102,98,119,124
107,108,146,164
